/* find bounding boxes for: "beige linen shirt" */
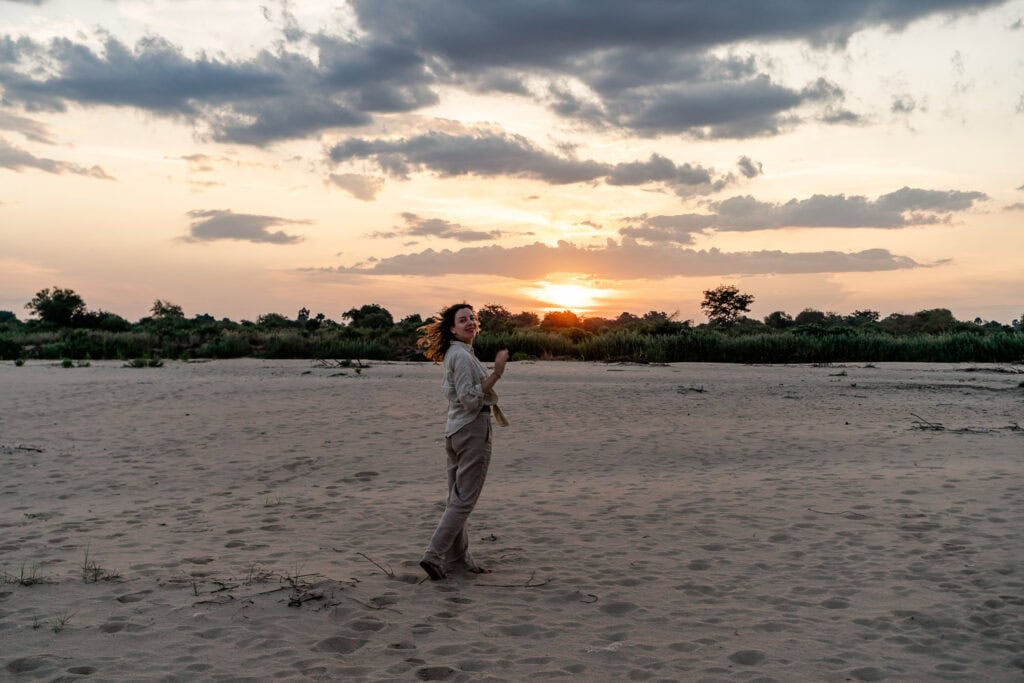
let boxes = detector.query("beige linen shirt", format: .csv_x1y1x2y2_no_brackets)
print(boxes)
442,341,507,436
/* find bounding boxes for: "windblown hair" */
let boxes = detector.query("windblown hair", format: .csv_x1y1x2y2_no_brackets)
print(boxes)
417,302,473,362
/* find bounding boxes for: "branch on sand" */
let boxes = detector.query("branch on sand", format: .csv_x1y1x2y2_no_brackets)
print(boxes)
475,570,550,588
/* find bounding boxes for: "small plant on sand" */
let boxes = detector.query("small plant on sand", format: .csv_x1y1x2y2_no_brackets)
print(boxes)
14,358,24,366
124,357,163,368
50,610,75,633
283,566,324,607
244,563,275,586
2,564,50,586
81,548,120,583
61,358,74,368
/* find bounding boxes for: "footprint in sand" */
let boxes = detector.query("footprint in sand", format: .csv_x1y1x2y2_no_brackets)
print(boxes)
311,636,368,654
416,665,457,680
115,589,153,603
99,619,146,633
728,649,767,666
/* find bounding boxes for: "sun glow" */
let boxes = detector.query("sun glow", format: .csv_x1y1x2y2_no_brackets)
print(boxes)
529,281,611,312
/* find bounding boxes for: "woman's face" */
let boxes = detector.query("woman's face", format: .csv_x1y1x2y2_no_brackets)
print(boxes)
450,307,478,344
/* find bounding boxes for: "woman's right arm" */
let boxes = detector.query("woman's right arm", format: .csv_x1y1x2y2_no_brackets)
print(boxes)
481,349,509,394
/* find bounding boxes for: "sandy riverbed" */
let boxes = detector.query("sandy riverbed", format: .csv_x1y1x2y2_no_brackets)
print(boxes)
1,359,1022,681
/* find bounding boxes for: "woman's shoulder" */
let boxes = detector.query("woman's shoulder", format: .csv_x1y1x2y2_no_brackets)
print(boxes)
444,342,476,368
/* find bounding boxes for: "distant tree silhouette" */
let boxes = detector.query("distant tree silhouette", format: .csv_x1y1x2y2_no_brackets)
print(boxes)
26,287,86,326
512,311,540,328
256,312,292,328
794,308,827,326
764,311,794,329
701,285,754,326
151,299,185,319
478,303,515,334
541,310,581,328
342,304,394,329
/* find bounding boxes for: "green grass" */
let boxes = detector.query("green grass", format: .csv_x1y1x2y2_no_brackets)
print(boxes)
3,323,1022,364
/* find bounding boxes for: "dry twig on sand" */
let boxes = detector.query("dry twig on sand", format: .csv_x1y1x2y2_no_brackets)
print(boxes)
910,413,945,431
312,358,369,369
807,507,870,520
476,570,550,588
356,552,395,577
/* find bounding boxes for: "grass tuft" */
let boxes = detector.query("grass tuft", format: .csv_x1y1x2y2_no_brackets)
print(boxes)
81,547,120,583
1,564,51,586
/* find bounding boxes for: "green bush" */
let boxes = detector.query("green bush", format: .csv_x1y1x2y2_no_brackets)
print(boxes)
0,336,22,360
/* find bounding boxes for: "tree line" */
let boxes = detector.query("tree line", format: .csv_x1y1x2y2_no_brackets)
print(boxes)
1,285,1022,364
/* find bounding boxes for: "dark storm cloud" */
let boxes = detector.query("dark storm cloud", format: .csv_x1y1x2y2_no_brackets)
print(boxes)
618,187,989,242
325,239,920,281
0,1,1007,145
0,135,112,178
370,212,504,242
181,209,307,244
327,131,729,193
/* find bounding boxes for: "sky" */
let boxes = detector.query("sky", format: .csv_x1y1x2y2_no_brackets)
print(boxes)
1,0,1022,325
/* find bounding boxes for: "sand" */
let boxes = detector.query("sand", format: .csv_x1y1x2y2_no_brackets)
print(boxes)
1,358,1023,682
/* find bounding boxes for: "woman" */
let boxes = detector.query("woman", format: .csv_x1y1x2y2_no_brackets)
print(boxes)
417,303,509,581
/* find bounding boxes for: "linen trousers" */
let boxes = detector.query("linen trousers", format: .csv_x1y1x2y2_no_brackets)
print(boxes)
422,412,492,569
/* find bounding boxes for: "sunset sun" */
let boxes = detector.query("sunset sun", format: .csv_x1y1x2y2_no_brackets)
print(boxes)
530,282,610,312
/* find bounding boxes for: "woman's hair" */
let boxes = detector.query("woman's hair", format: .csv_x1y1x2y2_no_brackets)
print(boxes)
417,302,473,362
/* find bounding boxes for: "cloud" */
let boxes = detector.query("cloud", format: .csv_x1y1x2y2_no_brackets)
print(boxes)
0,1,1005,146
707,188,986,231
618,213,717,244
322,239,920,281
181,209,307,244
736,156,763,179
891,95,917,114
327,173,385,201
353,1,1005,66
0,33,415,145
1005,202,1024,211
0,110,55,143
617,187,989,242
370,212,504,242
0,135,113,178
349,1,993,137
327,130,730,194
